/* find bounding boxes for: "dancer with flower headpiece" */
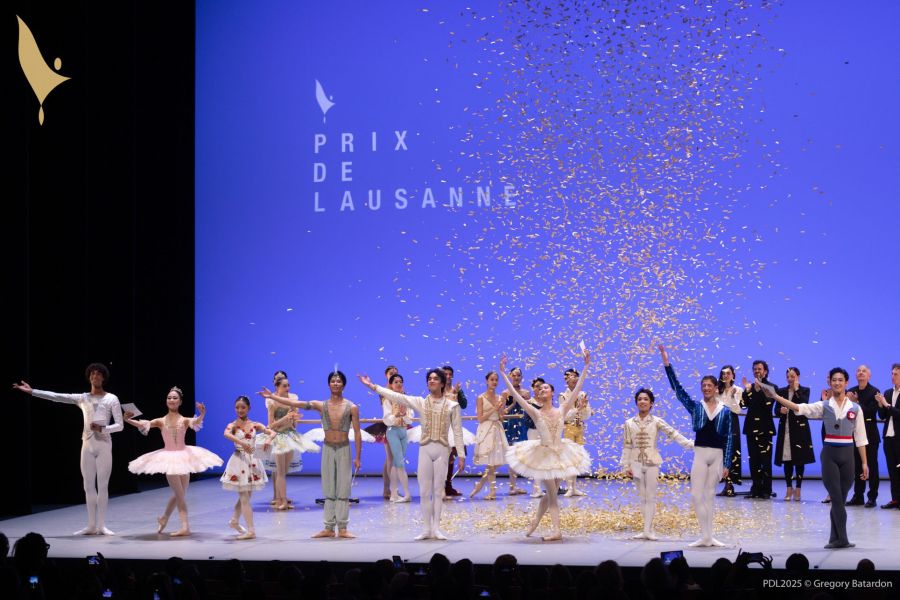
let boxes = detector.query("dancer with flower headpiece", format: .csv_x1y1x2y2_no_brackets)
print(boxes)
124,386,223,536
260,369,362,538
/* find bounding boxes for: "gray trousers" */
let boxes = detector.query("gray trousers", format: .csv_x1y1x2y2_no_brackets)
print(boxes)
321,442,351,531
821,445,855,545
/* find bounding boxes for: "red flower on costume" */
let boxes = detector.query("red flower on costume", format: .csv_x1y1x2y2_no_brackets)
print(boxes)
229,475,238,481
252,475,259,481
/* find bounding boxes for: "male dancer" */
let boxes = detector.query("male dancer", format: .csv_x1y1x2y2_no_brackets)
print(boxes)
847,365,880,507
659,345,733,547
875,364,900,509
13,363,124,535
560,367,592,497
741,360,776,499
442,365,467,497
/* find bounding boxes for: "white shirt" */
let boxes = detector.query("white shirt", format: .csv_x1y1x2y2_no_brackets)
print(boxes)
795,397,868,447
560,387,592,424
620,414,693,467
32,389,124,441
717,385,743,415
887,387,900,438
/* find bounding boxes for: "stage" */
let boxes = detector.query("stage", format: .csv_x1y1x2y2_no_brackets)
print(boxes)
2,476,898,571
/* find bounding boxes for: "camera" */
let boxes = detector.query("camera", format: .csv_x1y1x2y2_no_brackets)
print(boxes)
743,551,764,563
660,550,683,565
87,555,100,566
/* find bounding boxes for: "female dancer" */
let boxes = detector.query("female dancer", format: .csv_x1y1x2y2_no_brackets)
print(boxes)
471,371,509,500
221,396,275,540
358,369,465,541
620,388,693,540
261,371,363,539
12,364,123,536
383,373,413,502
125,387,223,536
761,369,868,548
500,348,591,542
773,368,814,501
258,371,319,510
659,345,733,547
500,367,530,495
716,365,743,497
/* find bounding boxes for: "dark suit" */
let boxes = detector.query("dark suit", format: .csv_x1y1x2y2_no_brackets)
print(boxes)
879,388,900,503
849,384,881,502
742,380,776,497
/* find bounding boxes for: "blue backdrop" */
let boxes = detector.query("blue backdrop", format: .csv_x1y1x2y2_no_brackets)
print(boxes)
196,1,900,477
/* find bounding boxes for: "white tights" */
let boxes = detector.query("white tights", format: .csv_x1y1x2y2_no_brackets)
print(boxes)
528,478,561,538
417,443,449,537
631,462,660,535
163,474,190,531
690,446,723,544
80,437,112,530
232,491,255,533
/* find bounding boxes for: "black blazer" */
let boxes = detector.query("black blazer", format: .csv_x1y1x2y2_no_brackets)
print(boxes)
741,381,776,436
880,389,900,439
774,386,815,466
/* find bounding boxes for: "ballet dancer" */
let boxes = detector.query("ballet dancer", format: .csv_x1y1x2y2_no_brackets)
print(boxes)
500,366,530,495
658,345,733,547
500,349,591,542
261,370,363,538
522,377,547,498
358,368,465,540
761,368,868,549
471,371,509,500
382,373,413,502
716,365,743,497
620,388,694,540
258,371,318,511
124,387,223,536
13,364,123,535
221,395,275,540
364,365,399,500
560,367,592,497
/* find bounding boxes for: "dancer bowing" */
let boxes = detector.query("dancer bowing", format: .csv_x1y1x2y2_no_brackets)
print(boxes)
471,371,509,500
358,369,465,540
620,388,694,540
221,396,275,540
659,344,733,547
125,387,223,536
500,349,592,542
761,369,868,549
13,364,123,535
260,370,362,538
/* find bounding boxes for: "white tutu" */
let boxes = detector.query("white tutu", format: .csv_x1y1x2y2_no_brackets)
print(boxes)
505,439,591,481
407,425,476,446
303,428,375,443
254,429,319,473
128,446,223,475
220,449,268,492
473,420,508,466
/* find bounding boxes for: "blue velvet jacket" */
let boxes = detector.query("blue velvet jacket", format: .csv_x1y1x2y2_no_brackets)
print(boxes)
664,365,734,470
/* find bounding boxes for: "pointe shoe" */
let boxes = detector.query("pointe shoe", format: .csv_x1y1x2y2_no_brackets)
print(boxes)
509,486,526,496
228,518,247,534
414,531,432,540
157,515,169,534
688,538,709,547
572,488,586,497
485,486,497,501
98,527,115,536
74,526,97,536
541,532,562,542
564,489,575,498
709,538,726,547
632,532,646,540
236,531,256,540
470,477,487,499
525,519,540,537
396,495,411,503
784,488,794,501
433,530,448,540
530,490,545,498
170,528,191,537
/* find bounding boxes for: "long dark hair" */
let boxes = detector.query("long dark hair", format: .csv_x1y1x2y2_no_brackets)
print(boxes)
717,365,735,394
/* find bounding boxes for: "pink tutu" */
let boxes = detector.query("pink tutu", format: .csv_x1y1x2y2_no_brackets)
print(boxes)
129,446,222,475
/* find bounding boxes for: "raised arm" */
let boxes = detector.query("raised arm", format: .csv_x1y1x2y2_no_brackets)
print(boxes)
560,350,591,417
499,357,539,421
660,345,698,412
25,385,84,405
188,402,207,431
358,374,425,413
258,388,321,412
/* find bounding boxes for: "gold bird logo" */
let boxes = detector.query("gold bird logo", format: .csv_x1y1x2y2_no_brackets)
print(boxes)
17,15,71,125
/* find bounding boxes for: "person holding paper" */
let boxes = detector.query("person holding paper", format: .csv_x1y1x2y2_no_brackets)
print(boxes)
13,363,123,535
500,348,592,542
761,368,868,548
357,368,465,540
124,387,223,536
658,345,733,547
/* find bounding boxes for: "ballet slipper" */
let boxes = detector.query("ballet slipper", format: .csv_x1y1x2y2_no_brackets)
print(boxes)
432,530,448,540
508,486,526,496
273,503,290,511
97,527,115,536
157,515,169,534
228,518,247,534
541,532,562,542
708,538,726,547
572,489,586,497
563,489,575,498
525,518,541,537
469,475,487,499
338,529,357,539
632,532,646,539
688,538,709,547
74,526,97,536
414,531,432,540
395,495,411,503
236,531,256,540
311,530,336,539
485,485,497,501
529,490,545,499
645,531,658,541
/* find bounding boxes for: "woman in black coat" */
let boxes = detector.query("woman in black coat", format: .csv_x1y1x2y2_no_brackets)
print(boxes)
774,367,815,501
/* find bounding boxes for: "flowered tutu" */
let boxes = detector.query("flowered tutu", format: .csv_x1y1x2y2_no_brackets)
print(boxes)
220,449,268,492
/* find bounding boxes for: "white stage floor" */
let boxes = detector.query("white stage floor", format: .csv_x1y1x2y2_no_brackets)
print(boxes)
2,476,898,571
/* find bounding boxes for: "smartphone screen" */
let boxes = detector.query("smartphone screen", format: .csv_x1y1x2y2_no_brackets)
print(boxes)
661,550,683,565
